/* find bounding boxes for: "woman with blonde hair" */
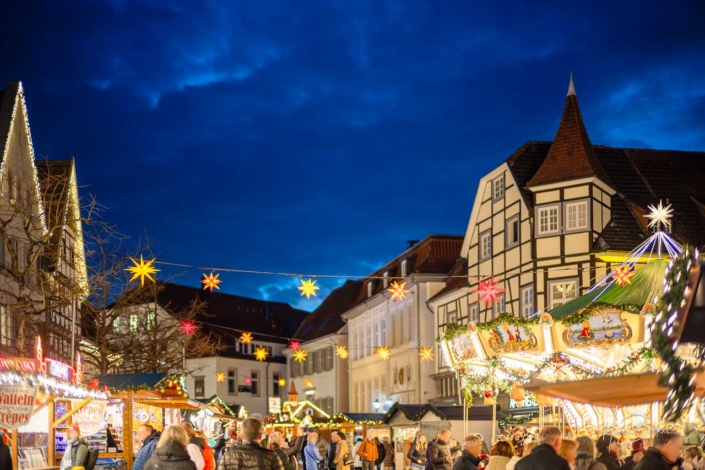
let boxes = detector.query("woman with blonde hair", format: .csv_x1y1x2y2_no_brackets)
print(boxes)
683,445,705,470
486,440,515,470
407,433,428,470
144,426,197,470
559,439,579,466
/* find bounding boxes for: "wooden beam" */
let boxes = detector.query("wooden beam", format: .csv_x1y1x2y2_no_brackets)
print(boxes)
48,400,56,466
29,396,56,418
53,396,93,428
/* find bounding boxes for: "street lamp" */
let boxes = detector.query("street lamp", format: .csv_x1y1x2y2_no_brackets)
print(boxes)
373,399,381,410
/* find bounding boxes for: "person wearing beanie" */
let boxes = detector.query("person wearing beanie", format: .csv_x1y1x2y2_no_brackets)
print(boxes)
622,438,644,470
594,435,621,470
60,423,89,470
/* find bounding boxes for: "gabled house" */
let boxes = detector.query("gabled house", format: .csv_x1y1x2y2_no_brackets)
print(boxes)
428,76,705,404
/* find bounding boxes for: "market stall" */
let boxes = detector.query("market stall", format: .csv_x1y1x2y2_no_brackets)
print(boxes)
0,337,108,470
183,395,240,438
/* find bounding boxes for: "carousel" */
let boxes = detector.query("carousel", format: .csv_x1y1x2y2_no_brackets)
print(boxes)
437,202,705,440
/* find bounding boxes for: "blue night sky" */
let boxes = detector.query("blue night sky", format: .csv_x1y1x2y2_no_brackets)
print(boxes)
1,1,704,310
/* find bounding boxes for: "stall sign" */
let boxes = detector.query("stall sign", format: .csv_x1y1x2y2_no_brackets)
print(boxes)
0,356,40,373
70,399,107,436
46,358,74,382
268,396,281,414
0,384,38,429
510,397,538,409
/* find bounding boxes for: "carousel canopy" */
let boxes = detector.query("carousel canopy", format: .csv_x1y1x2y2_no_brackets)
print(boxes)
550,259,668,319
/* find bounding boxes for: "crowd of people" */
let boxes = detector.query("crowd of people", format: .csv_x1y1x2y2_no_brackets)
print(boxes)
129,419,695,470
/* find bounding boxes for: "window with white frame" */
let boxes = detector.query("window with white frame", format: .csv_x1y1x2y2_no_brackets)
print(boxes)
506,216,520,248
399,307,406,344
521,285,534,318
493,294,506,316
367,282,373,298
446,308,457,325
366,325,372,356
381,317,387,344
406,303,413,342
549,280,578,310
479,230,492,260
565,200,589,231
493,175,505,201
0,305,13,346
373,322,379,349
352,328,358,360
227,369,237,395
537,205,560,235
401,260,408,277
469,303,479,323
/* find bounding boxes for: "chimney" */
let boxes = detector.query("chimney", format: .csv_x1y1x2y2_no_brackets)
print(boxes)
407,240,419,248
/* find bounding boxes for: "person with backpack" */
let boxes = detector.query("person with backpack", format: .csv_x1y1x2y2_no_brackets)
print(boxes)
356,431,379,470
133,424,160,470
60,424,89,470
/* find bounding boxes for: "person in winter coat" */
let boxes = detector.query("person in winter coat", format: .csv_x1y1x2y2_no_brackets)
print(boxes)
559,440,579,467
353,437,364,470
382,437,395,469
374,437,386,470
217,418,285,470
357,431,379,470
486,441,515,470
452,435,482,470
270,441,296,470
407,433,428,470
144,425,197,470
327,438,340,470
403,437,414,469
305,433,324,470
332,430,351,470
180,422,206,470
573,436,607,470
623,439,645,470
595,435,623,470
213,434,226,465
634,430,683,470
195,431,217,470
133,424,160,470
272,431,300,470
0,430,13,470
515,426,570,470
428,429,461,470
60,423,89,470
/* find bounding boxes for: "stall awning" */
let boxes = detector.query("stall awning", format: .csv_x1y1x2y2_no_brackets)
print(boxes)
132,397,204,410
525,372,705,407
94,373,167,389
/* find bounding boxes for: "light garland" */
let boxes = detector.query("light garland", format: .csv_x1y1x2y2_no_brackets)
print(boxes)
0,370,107,400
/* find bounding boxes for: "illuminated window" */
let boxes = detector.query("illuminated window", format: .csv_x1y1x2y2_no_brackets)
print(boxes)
129,314,138,332
549,280,578,310
146,311,156,330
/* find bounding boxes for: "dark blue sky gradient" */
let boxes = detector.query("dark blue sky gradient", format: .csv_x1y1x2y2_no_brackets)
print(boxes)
1,1,704,310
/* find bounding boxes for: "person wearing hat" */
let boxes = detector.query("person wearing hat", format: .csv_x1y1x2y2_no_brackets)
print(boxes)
60,423,89,470
622,438,644,470
0,429,12,470
595,435,621,470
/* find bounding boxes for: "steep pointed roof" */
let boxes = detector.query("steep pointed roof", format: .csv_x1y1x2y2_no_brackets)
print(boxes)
526,77,613,188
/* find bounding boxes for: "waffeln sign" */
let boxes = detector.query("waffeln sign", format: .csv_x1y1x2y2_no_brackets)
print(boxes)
0,384,38,429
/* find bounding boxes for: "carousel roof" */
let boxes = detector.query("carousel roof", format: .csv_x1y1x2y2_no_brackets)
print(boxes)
550,259,668,319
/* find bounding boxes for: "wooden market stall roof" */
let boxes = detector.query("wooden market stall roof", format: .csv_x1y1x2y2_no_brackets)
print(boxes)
94,373,203,410
525,371,705,407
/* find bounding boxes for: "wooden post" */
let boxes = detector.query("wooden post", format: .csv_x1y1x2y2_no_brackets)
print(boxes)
53,396,93,428
11,429,18,470
125,393,134,469
48,399,56,466
492,400,497,443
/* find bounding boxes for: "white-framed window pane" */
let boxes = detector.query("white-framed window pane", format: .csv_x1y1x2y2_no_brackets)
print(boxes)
493,294,506,315
401,260,407,277
366,325,372,356
381,318,387,344
494,176,505,200
447,310,457,325
566,201,588,230
480,231,492,260
521,286,534,318
538,206,560,234
373,323,379,349
469,303,479,323
549,280,578,309
129,314,138,332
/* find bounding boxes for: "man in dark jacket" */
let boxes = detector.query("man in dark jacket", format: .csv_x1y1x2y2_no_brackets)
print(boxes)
133,424,160,470
428,429,460,470
515,426,570,470
217,418,285,470
326,438,339,469
452,435,482,470
635,430,683,470
595,435,622,470
374,438,386,470
623,438,645,470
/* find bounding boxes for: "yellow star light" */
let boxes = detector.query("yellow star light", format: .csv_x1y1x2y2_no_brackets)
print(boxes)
254,347,269,361
304,379,313,388
126,255,160,287
278,378,286,387
240,332,253,344
216,373,226,383
376,347,390,360
293,349,308,363
645,200,674,231
201,272,223,292
419,348,435,362
612,265,635,287
388,281,409,301
298,278,320,299
336,345,349,359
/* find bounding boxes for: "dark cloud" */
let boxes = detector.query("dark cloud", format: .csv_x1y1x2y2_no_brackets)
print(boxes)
1,0,704,311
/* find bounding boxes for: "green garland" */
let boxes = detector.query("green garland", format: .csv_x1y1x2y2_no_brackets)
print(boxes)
652,246,699,422
558,302,642,326
476,313,539,332
437,322,468,343
383,403,446,422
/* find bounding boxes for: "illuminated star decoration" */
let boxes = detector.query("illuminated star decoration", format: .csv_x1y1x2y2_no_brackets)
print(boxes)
289,340,301,351
612,265,635,287
240,332,253,344
298,278,320,299
201,272,222,293
216,373,226,383
336,345,349,359
304,379,313,388
293,349,308,363
254,347,269,361
376,347,390,360
126,255,160,287
278,378,286,387
473,276,506,308
645,201,674,231
388,281,409,301
179,320,198,337
419,348,435,362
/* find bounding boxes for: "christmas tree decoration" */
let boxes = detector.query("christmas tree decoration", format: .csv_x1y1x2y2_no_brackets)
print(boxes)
376,347,391,360
473,276,506,308
388,281,409,301
178,320,198,336
611,265,634,287
298,278,320,299
645,200,673,231
293,349,308,363
419,348,435,362
538,312,554,327
254,347,269,361
509,382,526,406
216,373,226,383
240,332,253,344
336,345,349,359
126,255,160,287
484,389,494,399
201,272,223,292
640,302,656,317
278,378,286,387
289,340,301,351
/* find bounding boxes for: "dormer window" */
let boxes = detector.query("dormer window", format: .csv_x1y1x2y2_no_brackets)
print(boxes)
367,282,374,298
401,260,408,277
493,175,505,201
383,272,389,288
